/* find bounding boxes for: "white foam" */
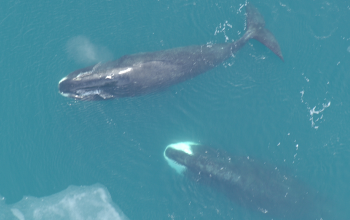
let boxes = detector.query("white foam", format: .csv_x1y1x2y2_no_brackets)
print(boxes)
167,142,196,155
58,77,67,84
0,184,128,220
164,142,198,174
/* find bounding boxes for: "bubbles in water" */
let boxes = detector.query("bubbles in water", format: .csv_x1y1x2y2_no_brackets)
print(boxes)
347,46,350,53
66,36,113,65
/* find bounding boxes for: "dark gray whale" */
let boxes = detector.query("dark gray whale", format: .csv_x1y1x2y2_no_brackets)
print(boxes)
59,3,283,100
164,142,332,220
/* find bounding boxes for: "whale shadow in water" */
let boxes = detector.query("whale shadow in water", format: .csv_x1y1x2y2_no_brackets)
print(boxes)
58,3,283,100
164,142,334,220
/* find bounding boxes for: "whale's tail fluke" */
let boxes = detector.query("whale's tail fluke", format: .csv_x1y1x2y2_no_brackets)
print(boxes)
245,3,284,61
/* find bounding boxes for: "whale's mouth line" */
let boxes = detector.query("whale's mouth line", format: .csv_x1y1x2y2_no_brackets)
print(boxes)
58,78,102,99
59,91,72,98
59,91,84,99
58,90,103,100
58,75,120,100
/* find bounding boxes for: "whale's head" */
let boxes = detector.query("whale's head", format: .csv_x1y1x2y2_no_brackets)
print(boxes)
164,142,199,174
58,62,131,100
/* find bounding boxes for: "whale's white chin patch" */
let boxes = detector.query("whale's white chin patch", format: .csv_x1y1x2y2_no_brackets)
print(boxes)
164,142,198,174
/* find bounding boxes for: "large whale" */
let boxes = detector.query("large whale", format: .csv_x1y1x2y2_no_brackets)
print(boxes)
58,3,283,100
164,142,332,220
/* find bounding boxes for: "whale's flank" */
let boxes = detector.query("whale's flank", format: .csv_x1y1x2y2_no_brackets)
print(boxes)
164,142,330,220
58,3,283,100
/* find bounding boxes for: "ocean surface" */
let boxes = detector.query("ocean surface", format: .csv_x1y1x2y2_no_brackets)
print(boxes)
0,0,349,219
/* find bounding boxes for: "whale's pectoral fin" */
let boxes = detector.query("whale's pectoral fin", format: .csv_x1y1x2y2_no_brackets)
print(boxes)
246,3,284,61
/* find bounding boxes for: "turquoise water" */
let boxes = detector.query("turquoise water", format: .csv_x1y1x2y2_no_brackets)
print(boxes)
0,0,349,219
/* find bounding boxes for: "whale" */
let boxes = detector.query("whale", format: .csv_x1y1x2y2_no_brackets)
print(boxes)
164,142,332,220
58,3,283,100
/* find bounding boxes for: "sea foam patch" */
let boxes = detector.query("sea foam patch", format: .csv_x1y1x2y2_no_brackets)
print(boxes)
0,184,128,220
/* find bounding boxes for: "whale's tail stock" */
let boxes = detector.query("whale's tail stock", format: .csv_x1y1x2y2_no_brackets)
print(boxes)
245,3,284,61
